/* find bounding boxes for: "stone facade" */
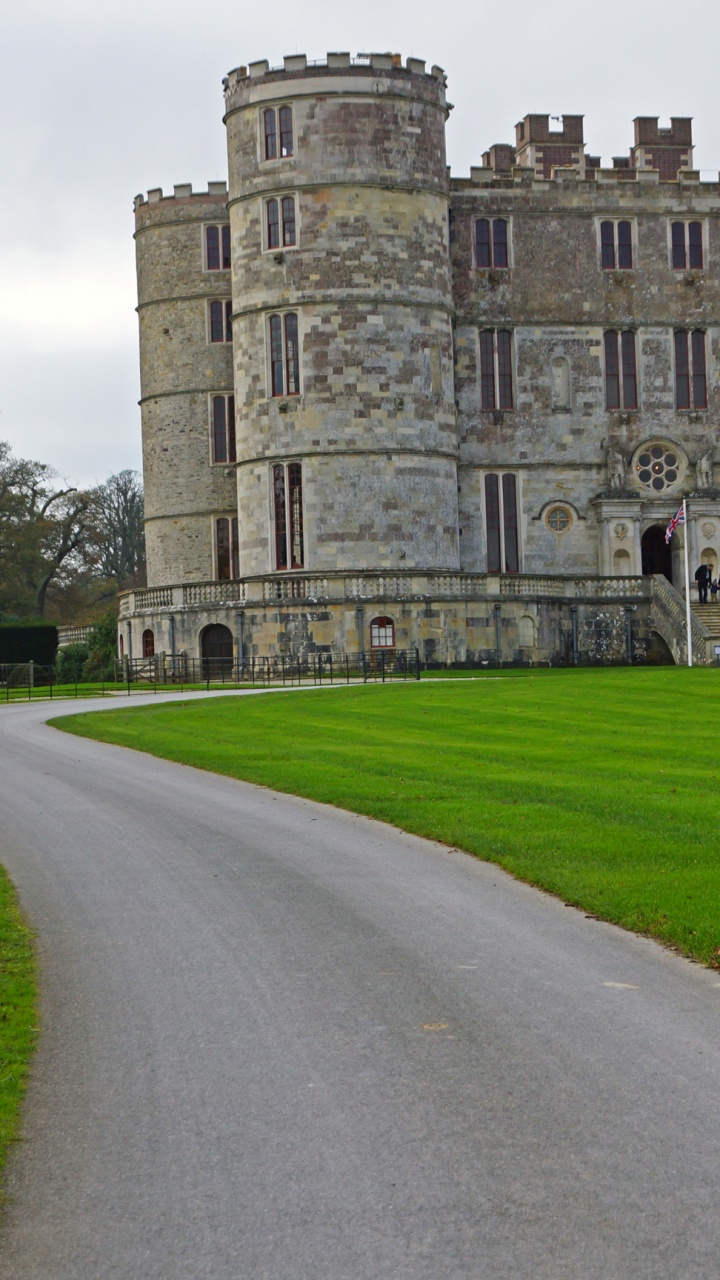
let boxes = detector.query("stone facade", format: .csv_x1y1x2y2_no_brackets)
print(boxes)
121,53,720,667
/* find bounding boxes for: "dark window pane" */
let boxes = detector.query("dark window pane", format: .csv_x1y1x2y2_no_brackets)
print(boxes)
279,106,293,157
282,196,296,246
225,300,233,342
284,313,299,394
671,221,686,269
273,464,288,569
221,224,231,269
621,331,637,409
692,330,707,407
231,518,239,580
216,518,230,579
604,331,620,408
475,219,491,268
675,331,690,408
600,221,615,269
270,315,284,396
617,221,632,269
492,219,508,268
227,395,236,463
502,473,519,573
266,199,280,248
288,462,303,568
210,301,224,343
497,331,513,409
212,396,227,462
479,330,495,409
206,225,220,270
142,629,154,658
688,222,703,269
264,108,277,160
485,474,501,572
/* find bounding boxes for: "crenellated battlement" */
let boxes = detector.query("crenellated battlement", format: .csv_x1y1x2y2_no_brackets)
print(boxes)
133,181,227,212
458,166,718,190
223,51,444,88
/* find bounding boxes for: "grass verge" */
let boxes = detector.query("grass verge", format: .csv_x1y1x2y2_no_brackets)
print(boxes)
52,667,720,966
0,868,37,1179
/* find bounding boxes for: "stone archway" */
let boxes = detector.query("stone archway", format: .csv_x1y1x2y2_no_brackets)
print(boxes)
200,624,234,678
641,525,673,584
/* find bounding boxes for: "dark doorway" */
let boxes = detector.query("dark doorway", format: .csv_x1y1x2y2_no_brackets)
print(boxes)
641,525,673,583
201,624,234,678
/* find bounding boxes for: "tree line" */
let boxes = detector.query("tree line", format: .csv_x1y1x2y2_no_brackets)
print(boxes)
0,441,146,623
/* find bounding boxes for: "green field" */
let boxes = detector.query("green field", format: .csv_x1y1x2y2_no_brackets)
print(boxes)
0,869,37,1179
54,668,720,966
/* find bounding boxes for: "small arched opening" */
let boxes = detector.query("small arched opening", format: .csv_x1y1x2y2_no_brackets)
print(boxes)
370,617,395,649
613,548,631,576
641,525,673,583
142,629,155,658
201,624,234,679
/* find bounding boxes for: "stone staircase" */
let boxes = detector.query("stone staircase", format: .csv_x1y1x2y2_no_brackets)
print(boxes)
691,602,720,641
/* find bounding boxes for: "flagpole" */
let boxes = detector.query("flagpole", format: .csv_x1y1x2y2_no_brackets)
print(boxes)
683,499,692,668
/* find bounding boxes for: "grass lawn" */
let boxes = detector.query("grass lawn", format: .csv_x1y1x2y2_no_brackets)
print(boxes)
0,868,37,1180
53,667,720,966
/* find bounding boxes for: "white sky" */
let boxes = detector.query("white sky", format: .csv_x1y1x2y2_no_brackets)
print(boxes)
2,0,719,487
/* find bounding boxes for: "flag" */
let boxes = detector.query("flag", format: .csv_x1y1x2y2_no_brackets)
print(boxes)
665,503,685,544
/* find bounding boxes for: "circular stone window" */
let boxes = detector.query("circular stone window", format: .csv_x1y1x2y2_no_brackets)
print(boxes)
545,505,573,534
634,444,681,492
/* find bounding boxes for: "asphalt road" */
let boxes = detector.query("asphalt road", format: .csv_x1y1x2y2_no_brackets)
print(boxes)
0,691,719,1279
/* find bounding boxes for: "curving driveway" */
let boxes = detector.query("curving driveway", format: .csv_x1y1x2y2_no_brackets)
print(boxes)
0,692,719,1279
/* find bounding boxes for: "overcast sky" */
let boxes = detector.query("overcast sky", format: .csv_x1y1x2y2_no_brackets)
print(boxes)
2,0,720,488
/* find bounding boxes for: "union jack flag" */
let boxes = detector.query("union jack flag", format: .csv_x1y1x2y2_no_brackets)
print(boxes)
665,503,685,544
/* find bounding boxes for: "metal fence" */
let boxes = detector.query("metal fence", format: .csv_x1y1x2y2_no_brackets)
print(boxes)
0,649,421,700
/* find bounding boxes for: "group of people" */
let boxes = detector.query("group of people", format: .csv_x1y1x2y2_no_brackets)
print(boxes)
694,563,718,604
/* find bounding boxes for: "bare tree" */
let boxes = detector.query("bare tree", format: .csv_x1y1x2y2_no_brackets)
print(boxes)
86,470,146,587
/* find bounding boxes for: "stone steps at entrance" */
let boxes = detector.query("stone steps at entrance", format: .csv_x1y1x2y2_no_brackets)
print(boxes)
691,603,720,638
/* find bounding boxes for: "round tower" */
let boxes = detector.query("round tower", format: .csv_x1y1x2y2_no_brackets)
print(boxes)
223,52,460,577
134,183,238,588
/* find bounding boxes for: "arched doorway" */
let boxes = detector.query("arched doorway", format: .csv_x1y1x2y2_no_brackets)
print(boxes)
201,624,234,679
641,525,673,583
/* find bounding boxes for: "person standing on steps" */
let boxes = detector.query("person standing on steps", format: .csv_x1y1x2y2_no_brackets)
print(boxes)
711,577,718,605
695,562,712,603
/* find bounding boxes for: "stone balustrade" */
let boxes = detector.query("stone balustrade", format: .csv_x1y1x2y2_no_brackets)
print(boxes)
120,571,653,615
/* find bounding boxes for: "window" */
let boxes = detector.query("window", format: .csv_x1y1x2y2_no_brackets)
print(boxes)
211,394,236,463
671,221,703,270
272,462,303,570
216,516,240,580
675,330,707,409
545,505,572,534
635,443,681,492
269,313,300,397
142,629,155,658
604,331,637,409
479,330,514,410
263,106,293,160
209,300,232,343
266,196,296,249
600,220,633,269
206,224,231,271
370,617,395,648
485,473,519,573
475,218,509,268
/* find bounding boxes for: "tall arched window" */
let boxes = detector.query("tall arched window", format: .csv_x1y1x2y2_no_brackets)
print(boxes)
272,463,303,570
142,629,155,658
370,617,395,648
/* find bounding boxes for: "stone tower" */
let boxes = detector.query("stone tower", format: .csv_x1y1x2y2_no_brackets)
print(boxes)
134,182,237,588
222,53,460,577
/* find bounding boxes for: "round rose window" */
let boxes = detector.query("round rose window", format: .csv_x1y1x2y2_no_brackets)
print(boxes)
635,445,680,492
546,505,572,533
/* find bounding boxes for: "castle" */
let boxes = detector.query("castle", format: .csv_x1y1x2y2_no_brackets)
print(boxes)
119,52,720,667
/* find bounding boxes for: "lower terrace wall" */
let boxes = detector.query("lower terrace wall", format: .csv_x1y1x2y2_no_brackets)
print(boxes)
118,574,709,667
